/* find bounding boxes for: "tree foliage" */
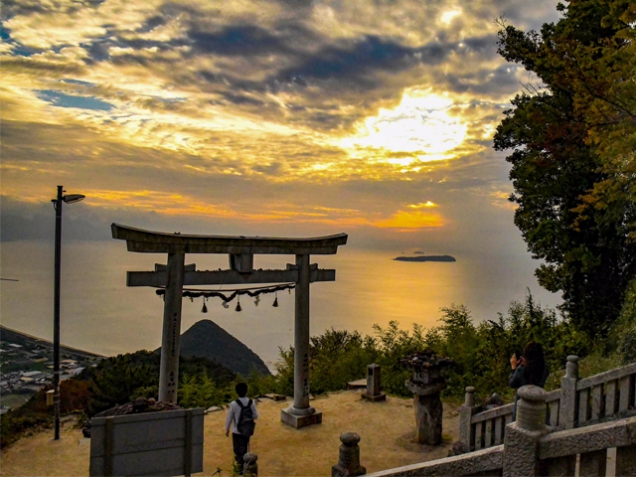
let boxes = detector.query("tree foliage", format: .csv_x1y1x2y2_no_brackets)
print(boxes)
179,372,223,408
79,351,236,415
611,278,636,363
273,295,588,400
494,0,636,338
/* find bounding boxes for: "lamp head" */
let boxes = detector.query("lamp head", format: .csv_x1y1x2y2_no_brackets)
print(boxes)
63,194,85,204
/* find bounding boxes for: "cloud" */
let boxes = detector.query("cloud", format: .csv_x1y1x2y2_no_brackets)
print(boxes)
188,24,293,57
1,0,563,256
373,210,445,230
277,35,442,85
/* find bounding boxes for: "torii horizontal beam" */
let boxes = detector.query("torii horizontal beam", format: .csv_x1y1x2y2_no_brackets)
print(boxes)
111,223,348,254
127,267,335,287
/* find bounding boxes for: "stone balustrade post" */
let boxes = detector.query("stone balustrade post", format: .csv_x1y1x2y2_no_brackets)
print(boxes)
459,386,475,450
243,452,258,477
332,432,366,477
502,385,550,477
560,355,579,430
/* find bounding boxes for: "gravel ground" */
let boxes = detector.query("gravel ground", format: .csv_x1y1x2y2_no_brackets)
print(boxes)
1,390,460,476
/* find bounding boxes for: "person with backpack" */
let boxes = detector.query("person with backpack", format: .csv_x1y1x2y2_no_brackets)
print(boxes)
225,382,258,473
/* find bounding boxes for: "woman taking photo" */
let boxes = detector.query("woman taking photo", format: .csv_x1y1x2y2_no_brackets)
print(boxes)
509,342,549,419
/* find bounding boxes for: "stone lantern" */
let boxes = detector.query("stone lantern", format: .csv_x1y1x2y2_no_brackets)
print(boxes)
400,350,454,445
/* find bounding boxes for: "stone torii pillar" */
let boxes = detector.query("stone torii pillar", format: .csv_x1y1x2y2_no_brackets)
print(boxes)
281,253,316,428
159,249,185,402
111,223,347,429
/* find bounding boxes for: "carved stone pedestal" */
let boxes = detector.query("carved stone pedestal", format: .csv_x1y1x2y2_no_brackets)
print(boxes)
414,393,444,445
281,407,322,429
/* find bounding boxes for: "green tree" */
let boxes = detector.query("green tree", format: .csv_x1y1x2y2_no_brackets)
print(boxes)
179,372,222,408
494,0,636,338
372,321,427,396
88,351,160,414
611,278,636,363
309,329,378,394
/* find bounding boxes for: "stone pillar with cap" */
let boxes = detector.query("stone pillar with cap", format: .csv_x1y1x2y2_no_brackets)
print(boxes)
502,385,550,477
243,453,258,477
362,364,386,402
332,432,366,477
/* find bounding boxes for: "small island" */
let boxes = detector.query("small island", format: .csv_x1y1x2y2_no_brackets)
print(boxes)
393,255,456,262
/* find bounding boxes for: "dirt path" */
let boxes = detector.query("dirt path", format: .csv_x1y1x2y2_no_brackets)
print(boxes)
1,391,460,476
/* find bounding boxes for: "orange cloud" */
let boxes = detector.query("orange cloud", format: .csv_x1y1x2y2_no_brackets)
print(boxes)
74,189,446,232
373,210,444,230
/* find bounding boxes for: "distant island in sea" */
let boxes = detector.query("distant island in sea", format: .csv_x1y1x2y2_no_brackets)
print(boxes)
393,255,456,262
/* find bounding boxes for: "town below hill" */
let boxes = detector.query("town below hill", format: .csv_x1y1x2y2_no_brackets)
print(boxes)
1,319,269,414
0,326,103,413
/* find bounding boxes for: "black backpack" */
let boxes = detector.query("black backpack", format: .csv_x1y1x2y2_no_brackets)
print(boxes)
236,399,256,437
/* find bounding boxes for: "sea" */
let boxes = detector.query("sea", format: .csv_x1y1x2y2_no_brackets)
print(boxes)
0,240,560,372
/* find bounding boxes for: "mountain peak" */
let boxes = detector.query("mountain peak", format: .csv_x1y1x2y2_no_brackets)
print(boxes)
158,320,271,377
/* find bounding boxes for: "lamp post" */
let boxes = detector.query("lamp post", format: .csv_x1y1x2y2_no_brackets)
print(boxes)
51,185,85,440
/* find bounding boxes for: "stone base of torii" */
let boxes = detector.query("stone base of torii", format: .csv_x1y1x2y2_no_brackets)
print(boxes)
112,223,347,429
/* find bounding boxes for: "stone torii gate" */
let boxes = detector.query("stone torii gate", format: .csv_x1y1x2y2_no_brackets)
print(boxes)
111,223,347,429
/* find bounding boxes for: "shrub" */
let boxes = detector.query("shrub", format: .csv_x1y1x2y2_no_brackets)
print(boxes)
271,292,590,401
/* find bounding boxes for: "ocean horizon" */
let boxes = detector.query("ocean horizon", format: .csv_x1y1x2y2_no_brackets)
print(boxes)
0,240,560,372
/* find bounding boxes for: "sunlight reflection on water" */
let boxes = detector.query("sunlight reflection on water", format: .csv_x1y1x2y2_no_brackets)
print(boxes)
0,241,559,371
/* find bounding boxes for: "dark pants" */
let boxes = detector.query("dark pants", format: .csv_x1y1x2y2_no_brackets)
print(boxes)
232,432,250,472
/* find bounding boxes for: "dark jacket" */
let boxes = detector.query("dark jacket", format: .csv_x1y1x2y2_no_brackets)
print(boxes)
509,364,549,422
509,364,549,389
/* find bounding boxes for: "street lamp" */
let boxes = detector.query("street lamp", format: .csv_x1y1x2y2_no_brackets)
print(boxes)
51,185,85,440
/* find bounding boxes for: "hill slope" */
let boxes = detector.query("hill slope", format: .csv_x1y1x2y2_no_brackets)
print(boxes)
159,320,271,377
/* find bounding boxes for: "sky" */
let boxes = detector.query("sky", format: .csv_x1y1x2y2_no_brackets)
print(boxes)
1,0,563,256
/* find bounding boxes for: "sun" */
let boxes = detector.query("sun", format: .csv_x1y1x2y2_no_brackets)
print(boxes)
339,89,467,165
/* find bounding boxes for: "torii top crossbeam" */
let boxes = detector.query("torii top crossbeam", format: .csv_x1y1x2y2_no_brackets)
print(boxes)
111,223,347,255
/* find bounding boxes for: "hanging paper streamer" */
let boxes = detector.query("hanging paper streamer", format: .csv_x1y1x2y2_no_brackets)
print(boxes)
272,292,279,307
201,297,208,314
156,282,295,307
235,298,242,312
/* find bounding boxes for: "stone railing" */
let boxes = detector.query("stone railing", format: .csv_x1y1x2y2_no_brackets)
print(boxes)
341,386,636,477
459,357,636,451
575,361,636,428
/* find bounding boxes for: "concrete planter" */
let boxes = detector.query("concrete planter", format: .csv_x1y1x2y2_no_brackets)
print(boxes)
89,408,204,476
